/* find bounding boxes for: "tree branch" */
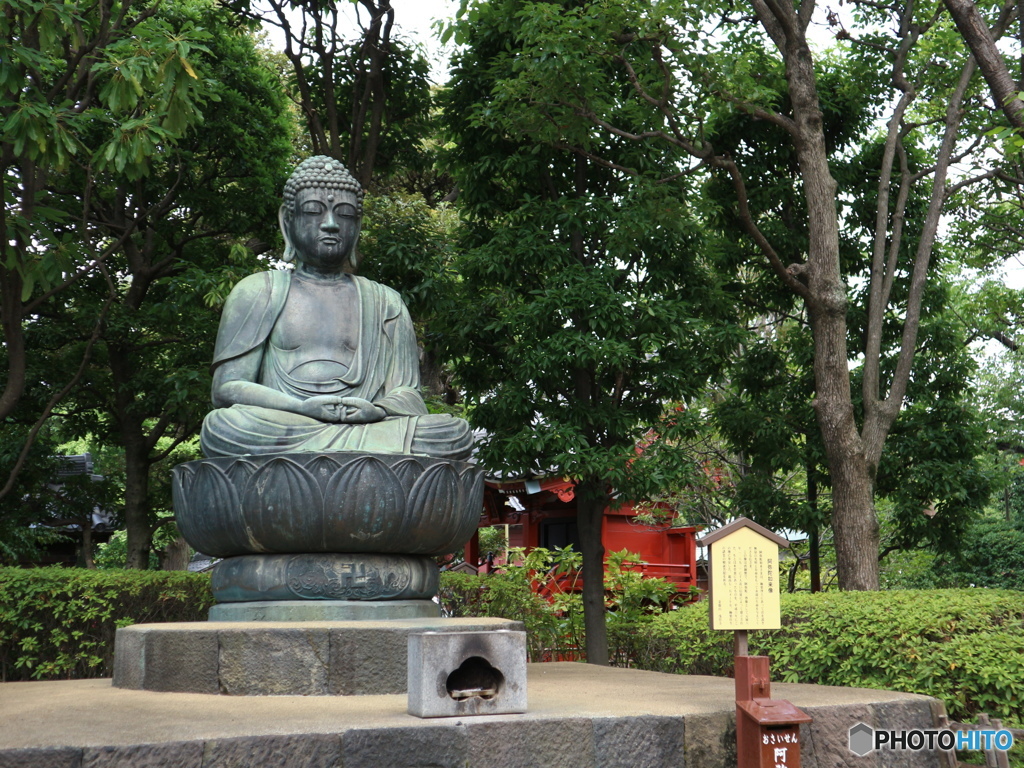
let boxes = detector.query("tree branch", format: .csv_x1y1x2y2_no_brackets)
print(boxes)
0,298,113,500
864,56,978,465
943,0,1024,132
863,15,919,411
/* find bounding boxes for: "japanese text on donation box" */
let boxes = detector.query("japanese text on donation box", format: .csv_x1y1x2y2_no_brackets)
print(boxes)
709,527,781,630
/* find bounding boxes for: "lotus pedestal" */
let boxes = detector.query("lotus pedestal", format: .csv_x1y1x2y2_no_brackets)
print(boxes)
172,451,483,619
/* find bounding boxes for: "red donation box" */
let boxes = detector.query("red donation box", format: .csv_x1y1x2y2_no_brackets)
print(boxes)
735,651,812,768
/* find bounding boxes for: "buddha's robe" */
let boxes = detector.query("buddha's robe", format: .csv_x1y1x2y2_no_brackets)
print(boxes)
200,270,471,459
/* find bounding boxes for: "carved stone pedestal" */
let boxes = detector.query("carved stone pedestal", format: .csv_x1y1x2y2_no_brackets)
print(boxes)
151,451,494,697
210,553,440,603
173,452,484,559
172,451,483,617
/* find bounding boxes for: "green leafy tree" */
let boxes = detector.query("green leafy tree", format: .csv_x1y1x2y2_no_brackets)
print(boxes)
441,0,1017,589
0,0,216,498
439,1,742,662
226,0,434,190
357,193,463,402
0,441,66,565
949,516,1024,588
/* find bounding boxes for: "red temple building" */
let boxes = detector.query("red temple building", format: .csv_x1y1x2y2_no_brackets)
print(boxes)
462,476,701,597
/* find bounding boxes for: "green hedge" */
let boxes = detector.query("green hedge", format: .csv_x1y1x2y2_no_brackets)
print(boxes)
635,589,1024,727
440,569,587,662
0,567,214,681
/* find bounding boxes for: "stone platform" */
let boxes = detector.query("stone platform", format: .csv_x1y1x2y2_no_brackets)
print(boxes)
1,663,943,768
113,617,521,696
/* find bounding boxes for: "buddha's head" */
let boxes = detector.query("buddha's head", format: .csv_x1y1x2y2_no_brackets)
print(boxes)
279,156,365,271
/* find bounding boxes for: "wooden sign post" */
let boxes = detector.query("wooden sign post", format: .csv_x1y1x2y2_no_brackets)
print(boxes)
700,518,811,768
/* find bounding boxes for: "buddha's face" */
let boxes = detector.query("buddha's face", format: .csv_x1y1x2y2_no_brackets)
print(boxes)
286,186,360,271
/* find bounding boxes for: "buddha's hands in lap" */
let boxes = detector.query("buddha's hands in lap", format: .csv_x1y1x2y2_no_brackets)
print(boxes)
299,396,385,423
298,396,385,423
299,395,348,422
338,397,387,423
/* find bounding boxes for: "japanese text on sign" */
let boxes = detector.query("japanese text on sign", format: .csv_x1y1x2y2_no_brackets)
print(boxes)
708,526,782,630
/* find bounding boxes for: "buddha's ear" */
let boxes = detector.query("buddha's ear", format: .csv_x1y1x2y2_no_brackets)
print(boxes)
278,205,295,263
347,222,362,272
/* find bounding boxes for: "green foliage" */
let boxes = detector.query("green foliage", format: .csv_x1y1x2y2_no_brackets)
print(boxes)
358,191,464,404
868,281,994,553
0,567,214,681
94,517,184,570
359,193,457,319
1,0,214,177
1,0,219,306
94,531,144,570
439,547,677,664
705,59,993,553
1011,473,1024,530
440,0,1013,593
878,547,943,590
303,35,435,188
440,547,584,661
934,518,1024,590
880,511,1024,591
0,440,67,564
642,590,1024,726
442,25,743,486
603,549,678,666
477,525,508,558
440,0,748,658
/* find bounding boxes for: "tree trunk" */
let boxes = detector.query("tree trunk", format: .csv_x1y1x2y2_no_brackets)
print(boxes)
807,463,821,592
576,478,609,666
77,519,96,569
775,10,880,590
351,0,394,187
809,294,879,590
809,526,821,593
122,438,153,570
0,162,32,425
0,267,26,423
420,346,455,404
108,344,155,570
825,437,879,589
159,535,191,571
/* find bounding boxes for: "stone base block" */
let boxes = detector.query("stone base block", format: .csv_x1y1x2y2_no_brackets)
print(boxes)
208,599,440,622
112,617,522,696
408,630,527,718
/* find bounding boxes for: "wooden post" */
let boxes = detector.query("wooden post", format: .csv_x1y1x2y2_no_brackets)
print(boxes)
734,629,748,658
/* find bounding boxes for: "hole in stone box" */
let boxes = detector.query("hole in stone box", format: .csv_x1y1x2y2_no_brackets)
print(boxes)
446,656,504,701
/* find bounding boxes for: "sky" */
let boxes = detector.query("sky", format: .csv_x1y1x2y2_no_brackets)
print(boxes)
345,0,461,83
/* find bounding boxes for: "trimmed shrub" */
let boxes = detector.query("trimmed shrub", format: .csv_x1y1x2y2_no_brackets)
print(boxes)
439,550,584,662
0,567,214,681
440,570,560,661
439,548,675,663
637,589,1024,727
